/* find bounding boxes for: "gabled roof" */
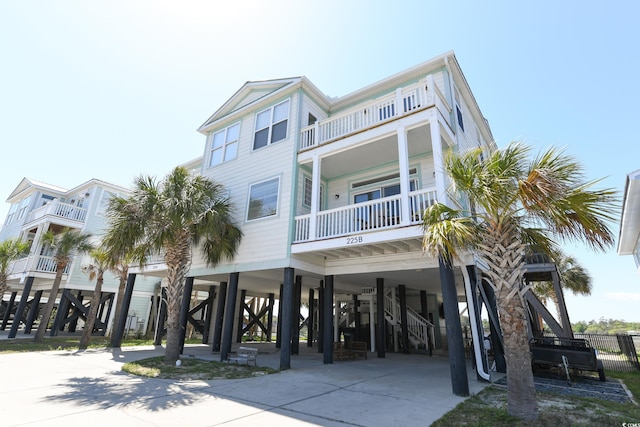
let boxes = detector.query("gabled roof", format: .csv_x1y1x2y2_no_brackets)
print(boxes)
198,78,303,133
6,178,68,202
5,178,130,203
618,169,640,255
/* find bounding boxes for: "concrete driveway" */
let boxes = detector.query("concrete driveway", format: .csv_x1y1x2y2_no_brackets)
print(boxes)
0,343,488,426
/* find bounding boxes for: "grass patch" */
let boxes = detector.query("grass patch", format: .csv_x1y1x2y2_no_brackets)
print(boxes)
122,356,278,380
432,371,640,426
0,336,204,353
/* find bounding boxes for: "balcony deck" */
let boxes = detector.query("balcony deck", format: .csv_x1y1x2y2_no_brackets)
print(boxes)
299,78,451,152
23,200,87,227
294,188,437,244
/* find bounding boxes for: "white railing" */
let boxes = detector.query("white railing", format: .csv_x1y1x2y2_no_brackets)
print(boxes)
34,256,70,273
293,188,437,243
384,293,435,350
300,81,436,150
23,200,87,224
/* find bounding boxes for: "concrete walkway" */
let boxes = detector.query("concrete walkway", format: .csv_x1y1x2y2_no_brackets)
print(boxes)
0,340,489,426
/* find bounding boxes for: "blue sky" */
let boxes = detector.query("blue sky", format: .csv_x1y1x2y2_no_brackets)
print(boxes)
1,1,638,322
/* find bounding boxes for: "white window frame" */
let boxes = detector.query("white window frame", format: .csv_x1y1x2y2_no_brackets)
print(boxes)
209,122,240,167
302,175,324,209
246,177,280,221
253,99,290,150
16,196,32,220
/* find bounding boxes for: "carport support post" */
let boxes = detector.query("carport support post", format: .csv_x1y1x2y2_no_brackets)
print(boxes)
212,281,227,352
353,293,360,341
236,289,246,343
482,279,506,373
266,293,274,342
317,280,324,353
1,291,17,330
179,276,194,354
280,268,294,370
8,277,33,338
399,285,410,354
292,275,302,355
276,284,283,349
439,255,469,396
25,290,43,333
220,273,239,362
323,275,334,364
154,289,167,346
307,288,315,347
50,289,70,336
376,278,385,358
111,273,136,348
202,285,215,344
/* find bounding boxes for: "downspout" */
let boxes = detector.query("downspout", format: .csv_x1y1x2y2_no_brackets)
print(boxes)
461,264,491,381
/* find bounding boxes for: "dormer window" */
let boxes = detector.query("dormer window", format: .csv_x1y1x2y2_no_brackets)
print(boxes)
253,99,290,150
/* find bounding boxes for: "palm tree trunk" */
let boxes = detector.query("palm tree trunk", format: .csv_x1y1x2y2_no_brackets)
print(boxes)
0,272,8,301
163,237,191,364
480,223,538,421
79,273,103,349
34,264,66,343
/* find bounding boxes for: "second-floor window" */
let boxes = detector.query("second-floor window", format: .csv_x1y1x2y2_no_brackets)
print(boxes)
253,100,289,150
210,122,240,167
247,177,280,221
303,176,324,209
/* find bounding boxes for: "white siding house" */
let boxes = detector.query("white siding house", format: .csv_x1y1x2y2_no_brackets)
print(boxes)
0,178,157,338
132,52,497,381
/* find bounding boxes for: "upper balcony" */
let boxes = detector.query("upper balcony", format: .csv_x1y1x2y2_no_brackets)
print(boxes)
299,77,451,152
22,199,88,229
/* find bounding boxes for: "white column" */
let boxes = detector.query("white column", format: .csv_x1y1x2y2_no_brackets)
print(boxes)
309,155,320,240
397,126,411,224
25,222,48,272
430,112,448,205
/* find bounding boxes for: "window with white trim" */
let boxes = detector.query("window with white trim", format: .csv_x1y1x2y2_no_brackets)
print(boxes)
210,122,240,167
253,100,289,150
5,202,19,225
16,196,32,220
247,177,280,221
303,176,324,209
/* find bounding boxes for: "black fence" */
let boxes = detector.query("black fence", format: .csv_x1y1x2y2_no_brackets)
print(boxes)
573,333,640,372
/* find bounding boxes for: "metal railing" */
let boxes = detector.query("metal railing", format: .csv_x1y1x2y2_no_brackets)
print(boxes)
538,332,640,372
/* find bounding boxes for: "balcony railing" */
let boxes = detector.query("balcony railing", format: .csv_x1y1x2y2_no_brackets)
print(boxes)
293,188,437,243
8,255,70,276
300,78,451,151
23,200,88,225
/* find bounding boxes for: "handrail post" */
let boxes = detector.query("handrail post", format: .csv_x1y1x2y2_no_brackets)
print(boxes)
395,88,403,116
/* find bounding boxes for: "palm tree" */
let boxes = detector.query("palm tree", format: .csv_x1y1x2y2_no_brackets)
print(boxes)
0,238,31,300
79,247,111,349
33,229,93,343
104,166,242,363
422,142,617,421
532,250,592,318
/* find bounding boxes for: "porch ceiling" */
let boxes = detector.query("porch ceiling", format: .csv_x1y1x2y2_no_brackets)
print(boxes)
316,124,432,179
